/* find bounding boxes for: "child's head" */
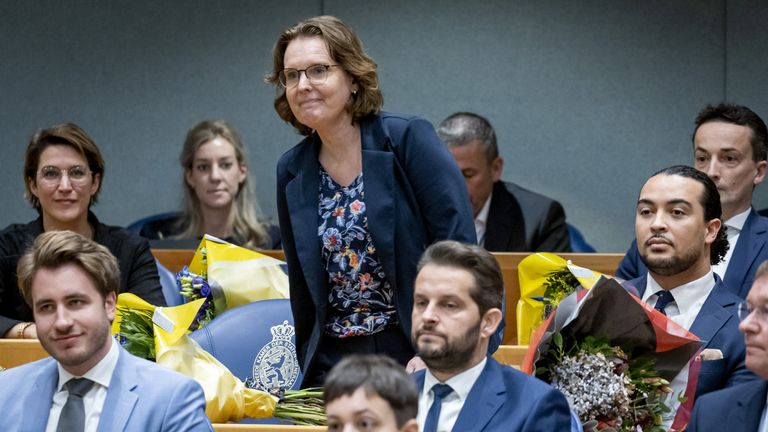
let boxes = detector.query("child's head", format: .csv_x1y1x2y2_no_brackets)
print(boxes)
324,354,419,432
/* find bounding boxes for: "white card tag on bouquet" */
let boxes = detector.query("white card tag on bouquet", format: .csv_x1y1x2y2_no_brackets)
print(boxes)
567,263,594,278
152,308,175,334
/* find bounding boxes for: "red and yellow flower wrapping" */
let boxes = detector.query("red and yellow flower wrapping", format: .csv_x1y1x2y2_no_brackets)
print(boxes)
523,277,703,431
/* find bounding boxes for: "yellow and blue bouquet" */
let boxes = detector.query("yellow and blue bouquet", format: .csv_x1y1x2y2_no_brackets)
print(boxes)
113,293,324,425
177,235,290,329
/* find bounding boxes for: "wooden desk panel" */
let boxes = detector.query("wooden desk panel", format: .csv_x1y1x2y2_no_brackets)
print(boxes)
493,252,623,344
151,249,624,345
213,425,325,431
492,344,528,367
0,340,530,370
152,249,285,273
0,339,48,369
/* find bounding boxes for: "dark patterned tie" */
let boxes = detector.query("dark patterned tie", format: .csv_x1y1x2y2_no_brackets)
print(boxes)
424,383,454,432
57,378,94,432
654,290,675,316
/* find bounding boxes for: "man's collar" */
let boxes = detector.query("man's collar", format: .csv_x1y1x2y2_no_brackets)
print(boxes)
423,357,487,402
56,337,119,391
644,270,715,315
474,192,493,226
726,206,751,231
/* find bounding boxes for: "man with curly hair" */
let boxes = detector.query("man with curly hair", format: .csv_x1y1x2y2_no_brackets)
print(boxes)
628,165,758,428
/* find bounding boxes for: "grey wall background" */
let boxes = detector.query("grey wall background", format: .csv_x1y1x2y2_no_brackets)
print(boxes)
2,0,767,252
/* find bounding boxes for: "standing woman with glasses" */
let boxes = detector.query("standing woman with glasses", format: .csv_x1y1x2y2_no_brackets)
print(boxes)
266,15,476,386
0,123,165,339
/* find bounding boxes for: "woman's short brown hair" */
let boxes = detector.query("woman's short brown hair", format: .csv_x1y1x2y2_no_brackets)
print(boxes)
265,15,383,136
23,123,105,210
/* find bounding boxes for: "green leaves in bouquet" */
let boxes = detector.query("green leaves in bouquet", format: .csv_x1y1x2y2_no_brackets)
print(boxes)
542,268,579,318
117,307,156,361
272,387,326,426
535,331,565,377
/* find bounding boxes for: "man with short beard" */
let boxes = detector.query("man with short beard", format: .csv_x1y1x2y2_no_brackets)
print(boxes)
410,240,571,431
627,165,757,427
617,103,768,299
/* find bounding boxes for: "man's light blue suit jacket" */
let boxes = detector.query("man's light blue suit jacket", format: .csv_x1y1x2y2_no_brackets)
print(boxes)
413,357,572,431
0,346,213,431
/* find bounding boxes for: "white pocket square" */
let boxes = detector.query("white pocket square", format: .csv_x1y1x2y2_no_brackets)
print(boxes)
699,348,723,361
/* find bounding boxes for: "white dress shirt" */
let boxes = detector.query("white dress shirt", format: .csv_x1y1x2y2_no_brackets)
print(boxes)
46,338,120,432
760,392,768,432
643,271,715,429
474,194,492,247
711,207,750,279
417,357,487,432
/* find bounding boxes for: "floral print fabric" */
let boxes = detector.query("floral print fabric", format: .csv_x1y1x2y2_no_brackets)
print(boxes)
319,168,395,338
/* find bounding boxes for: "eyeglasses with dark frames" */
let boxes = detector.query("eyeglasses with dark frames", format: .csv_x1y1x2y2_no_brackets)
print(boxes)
278,64,340,88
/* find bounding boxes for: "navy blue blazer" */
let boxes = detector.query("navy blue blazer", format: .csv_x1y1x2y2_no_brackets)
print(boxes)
413,357,572,431
617,208,768,299
628,275,757,397
276,112,476,375
688,379,767,432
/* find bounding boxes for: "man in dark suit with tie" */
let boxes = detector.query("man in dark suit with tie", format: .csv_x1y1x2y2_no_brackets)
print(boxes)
617,103,768,299
688,260,768,432
627,165,757,429
437,112,571,252
411,240,572,431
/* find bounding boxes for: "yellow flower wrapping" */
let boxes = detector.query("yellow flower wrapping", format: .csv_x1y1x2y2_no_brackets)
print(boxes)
516,253,604,344
112,293,278,422
189,235,289,310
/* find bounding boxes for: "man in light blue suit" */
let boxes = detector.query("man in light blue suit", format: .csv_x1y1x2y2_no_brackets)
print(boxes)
626,166,757,428
617,103,768,299
411,240,571,431
0,231,212,432
689,260,768,432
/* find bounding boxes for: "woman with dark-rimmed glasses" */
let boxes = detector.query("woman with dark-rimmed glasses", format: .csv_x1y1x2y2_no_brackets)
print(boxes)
266,15,475,386
0,123,165,339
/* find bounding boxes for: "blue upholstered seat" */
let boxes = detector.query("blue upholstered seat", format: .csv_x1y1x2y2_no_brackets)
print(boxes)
189,299,303,392
126,211,182,238
156,261,184,306
567,223,596,252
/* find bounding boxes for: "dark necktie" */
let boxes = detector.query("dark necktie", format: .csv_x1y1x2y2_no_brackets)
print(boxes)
424,383,454,432
57,378,94,432
654,290,675,315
